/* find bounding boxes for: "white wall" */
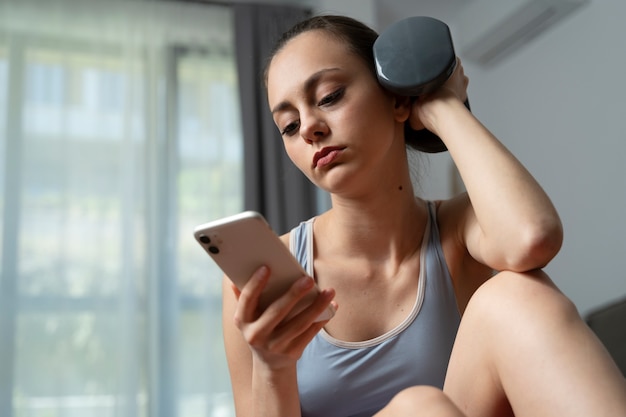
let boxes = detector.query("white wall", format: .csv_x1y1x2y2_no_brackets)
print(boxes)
310,0,377,28
453,0,626,315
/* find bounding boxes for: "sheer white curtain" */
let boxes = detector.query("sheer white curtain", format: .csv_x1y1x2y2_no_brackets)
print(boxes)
0,1,241,416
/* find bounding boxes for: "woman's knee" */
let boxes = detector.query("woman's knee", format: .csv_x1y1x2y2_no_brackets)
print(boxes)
454,269,583,368
464,269,579,327
444,270,581,415
391,386,447,409
378,386,464,417
453,271,626,417
456,270,586,373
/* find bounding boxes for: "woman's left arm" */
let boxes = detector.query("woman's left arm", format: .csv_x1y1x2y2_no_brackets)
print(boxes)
415,61,563,272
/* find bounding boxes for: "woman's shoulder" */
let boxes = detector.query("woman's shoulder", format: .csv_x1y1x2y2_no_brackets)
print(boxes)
430,192,481,255
432,193,494,313
279,211,324,247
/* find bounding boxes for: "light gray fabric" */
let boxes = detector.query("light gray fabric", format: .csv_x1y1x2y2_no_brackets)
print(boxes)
233,4,316,234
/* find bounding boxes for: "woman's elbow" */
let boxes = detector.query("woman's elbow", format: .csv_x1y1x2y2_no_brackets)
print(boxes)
516,219,564,270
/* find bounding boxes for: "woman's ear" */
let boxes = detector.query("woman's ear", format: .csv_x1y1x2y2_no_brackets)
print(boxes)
393,95,411,122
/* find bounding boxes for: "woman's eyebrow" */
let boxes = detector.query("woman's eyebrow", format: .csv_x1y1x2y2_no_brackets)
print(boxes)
271,67,341,114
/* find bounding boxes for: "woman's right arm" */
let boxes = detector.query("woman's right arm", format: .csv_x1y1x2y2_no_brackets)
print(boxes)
222,266,335,417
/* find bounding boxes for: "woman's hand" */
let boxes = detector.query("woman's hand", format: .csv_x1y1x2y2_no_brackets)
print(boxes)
408,57,469,133
222,266,334,417
231,265,336,370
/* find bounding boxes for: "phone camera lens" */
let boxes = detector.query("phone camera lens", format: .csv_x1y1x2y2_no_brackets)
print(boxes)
198,235,211,244
208,246,220,254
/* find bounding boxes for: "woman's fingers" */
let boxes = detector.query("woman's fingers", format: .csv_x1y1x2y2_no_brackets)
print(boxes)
231,283,241,300
233,265,270,326
271,288,336,352
261,287,337,361
233,267,321,335
243,275,319,342
408,57,470,133
231,265,337,363
445,57,469,101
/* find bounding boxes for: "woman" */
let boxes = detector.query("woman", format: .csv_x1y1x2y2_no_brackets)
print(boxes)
222,15,626,417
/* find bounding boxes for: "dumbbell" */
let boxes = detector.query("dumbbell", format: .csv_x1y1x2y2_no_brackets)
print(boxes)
373,16,471,153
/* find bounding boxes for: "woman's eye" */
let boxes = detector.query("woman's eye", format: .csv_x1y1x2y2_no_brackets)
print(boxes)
317,88,344,106
281,121,300,136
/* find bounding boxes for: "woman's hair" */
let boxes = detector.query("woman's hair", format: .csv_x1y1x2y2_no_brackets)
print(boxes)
264,15,379,84
265,15,425,153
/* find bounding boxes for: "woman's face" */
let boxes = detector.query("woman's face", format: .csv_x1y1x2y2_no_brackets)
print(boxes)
266,30,409,196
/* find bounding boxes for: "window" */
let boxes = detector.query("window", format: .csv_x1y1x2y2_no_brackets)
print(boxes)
0,1,240,416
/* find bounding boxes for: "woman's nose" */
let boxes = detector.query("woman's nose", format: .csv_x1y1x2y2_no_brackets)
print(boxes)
300,114,329,144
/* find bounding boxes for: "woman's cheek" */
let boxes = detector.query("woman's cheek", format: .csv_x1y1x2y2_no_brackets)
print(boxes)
284,142,310,173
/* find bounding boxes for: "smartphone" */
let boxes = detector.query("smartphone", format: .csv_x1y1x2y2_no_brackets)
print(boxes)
193,211,335,322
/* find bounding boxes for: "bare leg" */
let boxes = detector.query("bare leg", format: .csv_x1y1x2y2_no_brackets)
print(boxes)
374,386,466,417
444,270,626,417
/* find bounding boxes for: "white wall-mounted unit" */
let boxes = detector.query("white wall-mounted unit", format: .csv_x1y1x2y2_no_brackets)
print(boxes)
455,0,587,66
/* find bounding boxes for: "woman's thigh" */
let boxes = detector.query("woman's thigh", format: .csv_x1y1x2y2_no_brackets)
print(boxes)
443,270,626,417
374,386,466,417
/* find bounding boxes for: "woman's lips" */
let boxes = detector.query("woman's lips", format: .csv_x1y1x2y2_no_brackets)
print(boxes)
313,146,345,168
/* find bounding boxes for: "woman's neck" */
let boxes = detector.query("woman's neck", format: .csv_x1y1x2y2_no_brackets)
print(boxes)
318,186,427,264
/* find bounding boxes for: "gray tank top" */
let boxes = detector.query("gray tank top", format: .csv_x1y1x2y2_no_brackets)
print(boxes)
289,201,461,417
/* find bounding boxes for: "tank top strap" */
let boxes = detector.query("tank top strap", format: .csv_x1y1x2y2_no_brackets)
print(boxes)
289,217,315,276
426,201,441,244
425,201,450,269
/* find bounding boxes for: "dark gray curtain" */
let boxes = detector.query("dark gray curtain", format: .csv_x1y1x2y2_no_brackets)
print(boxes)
234,3,316,235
